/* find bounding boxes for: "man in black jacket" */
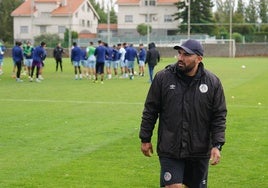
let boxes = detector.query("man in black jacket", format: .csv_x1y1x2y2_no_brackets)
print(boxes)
53,43,65,72
145,42,160,83
139,39,227,188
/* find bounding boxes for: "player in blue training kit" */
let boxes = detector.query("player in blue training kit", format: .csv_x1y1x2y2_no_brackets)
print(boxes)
71,42,82,80
125,44,138,80
12,41,24,82
94,40,107,84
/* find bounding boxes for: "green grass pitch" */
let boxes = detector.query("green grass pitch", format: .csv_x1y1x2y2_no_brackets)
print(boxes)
0,56,267,187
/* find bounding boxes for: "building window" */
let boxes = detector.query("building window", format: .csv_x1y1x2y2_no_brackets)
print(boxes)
41,12,50,17
149,0,156,6
145,15,151,22
75,12,78,18
82,19,85,26
87,20,91,27
145,0,156,6
20,26,28,33
58,26,66,33
164,15,173,22
40,26,46,34
125,15,133,23
152,16,158,22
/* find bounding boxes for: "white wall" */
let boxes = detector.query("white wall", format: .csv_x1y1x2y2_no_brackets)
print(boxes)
117,3,179,36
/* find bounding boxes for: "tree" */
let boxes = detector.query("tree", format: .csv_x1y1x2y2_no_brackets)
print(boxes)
136,24,152,36
236,0,245,17
245,0,258,23
64,29,78,47
0,0,23,43
88,0,117,24
235,0,245,23
214,0,234,23
259,0,268,23
173,0,216,36
213,0,254,39
109,7,117,24
232,0,249,35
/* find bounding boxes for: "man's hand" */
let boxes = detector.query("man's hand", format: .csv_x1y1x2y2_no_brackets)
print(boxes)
141,142,153,157
210,147,221,165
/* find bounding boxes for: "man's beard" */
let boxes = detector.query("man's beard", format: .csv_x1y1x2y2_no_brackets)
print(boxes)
177,61,195,74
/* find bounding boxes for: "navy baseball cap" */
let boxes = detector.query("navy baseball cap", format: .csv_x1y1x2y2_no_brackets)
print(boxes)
174,39,204,56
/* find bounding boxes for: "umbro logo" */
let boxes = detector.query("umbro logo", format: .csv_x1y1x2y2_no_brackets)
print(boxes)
169,84,176,89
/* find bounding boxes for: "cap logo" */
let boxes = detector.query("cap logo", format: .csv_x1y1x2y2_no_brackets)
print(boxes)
164,172,172,181
199,84,208,93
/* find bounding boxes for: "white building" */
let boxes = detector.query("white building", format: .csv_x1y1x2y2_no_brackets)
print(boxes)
11,0,100,42
116,0,180,37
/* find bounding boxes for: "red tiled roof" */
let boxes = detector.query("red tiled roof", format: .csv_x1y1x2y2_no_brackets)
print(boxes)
34,0,60,2
97,24,118,30
11,0,34,16
11,0,91,17
116,0,140,4
51,0,84,15
79,33,97,39
158,0,179,3
116,0,179,4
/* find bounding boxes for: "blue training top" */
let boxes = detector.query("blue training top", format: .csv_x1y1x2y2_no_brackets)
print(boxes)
71,46,81,62
12,46,24,62
105,46,113,61
125,46,138,61
94,45,107,63
112,48,120,61
0,45,6,60
139,48,146,61
33,45,46,62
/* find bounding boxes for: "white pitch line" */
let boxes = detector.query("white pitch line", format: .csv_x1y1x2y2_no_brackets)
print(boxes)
0,99,266,108
0,98,144,105
228,104,267,109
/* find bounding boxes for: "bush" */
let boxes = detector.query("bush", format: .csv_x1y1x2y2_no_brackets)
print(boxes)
34,33,63,48
136,23,152,36
260,25,268,32
232,25,255,35
232,32,243,43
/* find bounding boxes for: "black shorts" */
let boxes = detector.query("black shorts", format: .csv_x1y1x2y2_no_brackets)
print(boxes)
159,157,209,188
96,62,104,74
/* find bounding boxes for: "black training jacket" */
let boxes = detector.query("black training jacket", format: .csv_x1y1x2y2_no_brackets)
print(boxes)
145,42,160,67
139,62,227,159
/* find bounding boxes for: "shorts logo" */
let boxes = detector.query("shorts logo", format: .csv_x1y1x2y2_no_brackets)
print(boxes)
199,84,208,93
164,172,172,181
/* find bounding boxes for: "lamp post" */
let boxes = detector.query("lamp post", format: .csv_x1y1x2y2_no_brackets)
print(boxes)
31,0,34,43
68,0,72,56
107,0,111,45
185,0,190,39
229,0,232,57
147,0,150,45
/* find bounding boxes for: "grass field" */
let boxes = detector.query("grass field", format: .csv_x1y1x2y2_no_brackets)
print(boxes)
0,56,267,188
